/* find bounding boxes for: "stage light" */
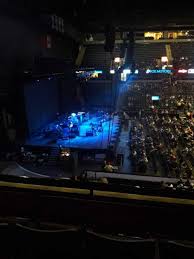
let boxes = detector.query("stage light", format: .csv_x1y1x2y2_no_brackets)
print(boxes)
178,69,187,73
61,149,71,158
65,152,70,157
94,70,103,74
120,73,126,81
188,69,194,74
146,69,150,74
71,113,76,117
69,122,73,128
123,69,131,75
110,69,115,74
161,56,168,62
48,77,51,80
134,69,139,74
37,79,40,82
152,96,160,101
114,57,120,63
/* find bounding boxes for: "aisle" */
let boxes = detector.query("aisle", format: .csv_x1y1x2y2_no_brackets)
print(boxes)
116,121,132,174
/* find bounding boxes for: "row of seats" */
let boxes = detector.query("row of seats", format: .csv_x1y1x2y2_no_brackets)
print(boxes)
82,41,194,72
82,44,121,70
0,222,193,259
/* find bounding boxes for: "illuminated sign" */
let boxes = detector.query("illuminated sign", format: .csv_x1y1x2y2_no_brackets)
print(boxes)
146,69,171,74
178,69,187,73
152,96,160,101
76,70,103,78
188,69,194,74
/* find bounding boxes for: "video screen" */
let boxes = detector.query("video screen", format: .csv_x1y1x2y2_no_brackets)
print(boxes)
152,96,160,101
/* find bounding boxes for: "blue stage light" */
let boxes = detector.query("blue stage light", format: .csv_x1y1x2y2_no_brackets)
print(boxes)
94,70,103,74
123,69,131,75
135,69,139,74
152,96,160,101
71,113,76,117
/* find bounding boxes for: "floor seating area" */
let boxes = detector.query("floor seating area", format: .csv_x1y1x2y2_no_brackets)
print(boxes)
125,79,194,178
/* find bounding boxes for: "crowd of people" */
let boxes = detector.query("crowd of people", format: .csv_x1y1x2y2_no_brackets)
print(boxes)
126,79,194,179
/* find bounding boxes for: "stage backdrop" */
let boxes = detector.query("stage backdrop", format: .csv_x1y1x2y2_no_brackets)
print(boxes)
24,78,59,136
85,80,114,111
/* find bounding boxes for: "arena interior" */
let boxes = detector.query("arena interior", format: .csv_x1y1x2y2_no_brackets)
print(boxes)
0,2,194,258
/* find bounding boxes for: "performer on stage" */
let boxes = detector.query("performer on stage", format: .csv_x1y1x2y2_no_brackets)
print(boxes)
90,123,97,136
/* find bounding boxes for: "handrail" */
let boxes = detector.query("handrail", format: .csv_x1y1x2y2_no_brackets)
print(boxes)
0,178,194,205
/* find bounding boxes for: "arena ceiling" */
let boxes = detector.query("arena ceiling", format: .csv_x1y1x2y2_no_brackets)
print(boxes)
2,0,194,32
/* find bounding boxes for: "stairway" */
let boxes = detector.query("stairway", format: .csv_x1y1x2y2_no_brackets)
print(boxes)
47,147,60,166
165,44,172,64
75,45,86,67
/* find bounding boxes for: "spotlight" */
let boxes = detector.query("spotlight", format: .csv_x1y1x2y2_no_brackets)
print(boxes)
123,69,131,75
71,113,76,117
37,79,40,82
60,148,71,159
161,56,168,62
64,151,70,157
134,69,139,74
110,69,115,74
114,57,120,63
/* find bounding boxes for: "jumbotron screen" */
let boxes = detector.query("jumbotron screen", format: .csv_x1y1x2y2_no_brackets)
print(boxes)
152,96,160,101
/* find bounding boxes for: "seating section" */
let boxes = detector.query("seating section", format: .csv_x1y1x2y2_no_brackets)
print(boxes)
125,79,194,178
0,222,193,259
82,44,121,70
134,43,166,68
82,41,194,70
170,42,194,66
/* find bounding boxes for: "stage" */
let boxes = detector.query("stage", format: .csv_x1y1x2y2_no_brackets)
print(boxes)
27,113,120,150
